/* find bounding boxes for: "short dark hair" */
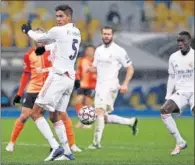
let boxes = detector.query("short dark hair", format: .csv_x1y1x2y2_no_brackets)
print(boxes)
85,45,96,50
179,31,191,40
55,5,73,17
101,26,114,33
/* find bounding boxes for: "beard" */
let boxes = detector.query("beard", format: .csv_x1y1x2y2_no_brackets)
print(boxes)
103,39,112,46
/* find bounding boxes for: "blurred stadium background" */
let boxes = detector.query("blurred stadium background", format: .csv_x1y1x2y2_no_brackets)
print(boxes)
1,0,194,117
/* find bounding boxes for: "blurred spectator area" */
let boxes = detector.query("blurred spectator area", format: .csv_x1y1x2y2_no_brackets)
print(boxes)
139,0,194,33
1,1,102,48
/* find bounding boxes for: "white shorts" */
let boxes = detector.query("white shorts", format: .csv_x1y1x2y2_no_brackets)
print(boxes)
170,90,194,113
94,83,119,114
35,72,74,112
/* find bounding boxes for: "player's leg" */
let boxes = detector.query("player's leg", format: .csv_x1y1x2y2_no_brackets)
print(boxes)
57,112,82,152
189,92,194,116
74,89,85,128
105,115,138,135
31,73,65,161
6,93,37,152
51,84,76,161
75,88,85,113
88,107,105,149
160,93,187,155
105,89,138,135
6,107,31,152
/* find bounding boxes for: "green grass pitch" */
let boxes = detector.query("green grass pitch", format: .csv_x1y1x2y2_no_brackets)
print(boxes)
1,118,194,165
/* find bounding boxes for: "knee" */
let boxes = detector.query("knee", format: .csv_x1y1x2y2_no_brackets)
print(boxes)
104,115,108,124
160,106,167,114
19,114,29,123
49,114,55,123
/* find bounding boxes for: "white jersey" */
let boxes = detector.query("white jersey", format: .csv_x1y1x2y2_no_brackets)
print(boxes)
28,23,81,79
45,43,56,63
93,42,132,87
168,48,194,92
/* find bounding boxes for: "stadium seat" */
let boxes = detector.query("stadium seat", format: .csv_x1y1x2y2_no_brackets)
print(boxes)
8,1,25,17
146,86,162,110
168,9,180,24
1,20,13,47
13,19,29,48
28,13,39,22
1,13,9,22
36,8,48,16
43,19,56,30
75,19,88,42
155,4,168,22
88,19,101,39
31,19,43,29
129,87,147,110
164,18,177,33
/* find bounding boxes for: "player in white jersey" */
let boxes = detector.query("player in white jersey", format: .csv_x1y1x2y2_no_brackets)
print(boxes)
21,5,81,161
87,26,138,149
160,31,194,156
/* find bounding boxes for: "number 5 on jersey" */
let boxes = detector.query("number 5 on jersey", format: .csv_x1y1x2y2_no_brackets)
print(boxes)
69,39,79,60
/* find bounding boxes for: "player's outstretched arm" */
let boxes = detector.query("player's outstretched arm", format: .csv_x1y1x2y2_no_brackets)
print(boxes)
120,65,134,94
21,22,57,42
86,66,97,73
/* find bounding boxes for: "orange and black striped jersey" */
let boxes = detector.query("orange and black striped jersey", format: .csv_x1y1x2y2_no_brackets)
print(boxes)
17,48,51,96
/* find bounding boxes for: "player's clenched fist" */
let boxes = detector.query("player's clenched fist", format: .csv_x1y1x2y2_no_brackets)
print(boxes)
21,22,32,34
12,95,21,105
120,83,128,94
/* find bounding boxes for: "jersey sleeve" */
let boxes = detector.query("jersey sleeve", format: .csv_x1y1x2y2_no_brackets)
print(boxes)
17,72,30,96
118,48,132,67
17,50,31,96
28,26,58,42
23,50,31,73
168,56,175,75
75,58,82,80
92,49,98,67
45,43,55,51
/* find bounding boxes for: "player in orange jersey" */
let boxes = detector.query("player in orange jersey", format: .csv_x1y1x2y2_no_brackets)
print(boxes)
6,28,81,153
75,45,97,128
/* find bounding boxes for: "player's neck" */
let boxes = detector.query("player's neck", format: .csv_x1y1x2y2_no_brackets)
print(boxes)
104,41,113,48
181,47,190,56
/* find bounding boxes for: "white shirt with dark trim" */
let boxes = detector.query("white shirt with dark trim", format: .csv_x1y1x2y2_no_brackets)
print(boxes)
93,42,132,87
28,23,81,79
168,48,194,93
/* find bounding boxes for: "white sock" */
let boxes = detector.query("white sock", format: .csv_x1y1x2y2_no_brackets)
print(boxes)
106,115,135,126
54,120,72,155
161,114,184,144
93,116,105,145
35,117,59,149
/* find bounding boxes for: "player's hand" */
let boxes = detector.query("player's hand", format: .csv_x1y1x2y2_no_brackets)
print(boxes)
120,83,128,94
21,22,32,34
13,95,21,105
35,46,46,55
74,80,80,89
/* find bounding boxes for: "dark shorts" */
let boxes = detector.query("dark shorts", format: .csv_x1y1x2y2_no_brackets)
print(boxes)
77,88,95,97
22,93,39,109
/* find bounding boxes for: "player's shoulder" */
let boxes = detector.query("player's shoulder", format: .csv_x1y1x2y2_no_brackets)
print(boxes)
24,48,34,57
169,50,180,60
95,44,104,51
112,42,126,54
